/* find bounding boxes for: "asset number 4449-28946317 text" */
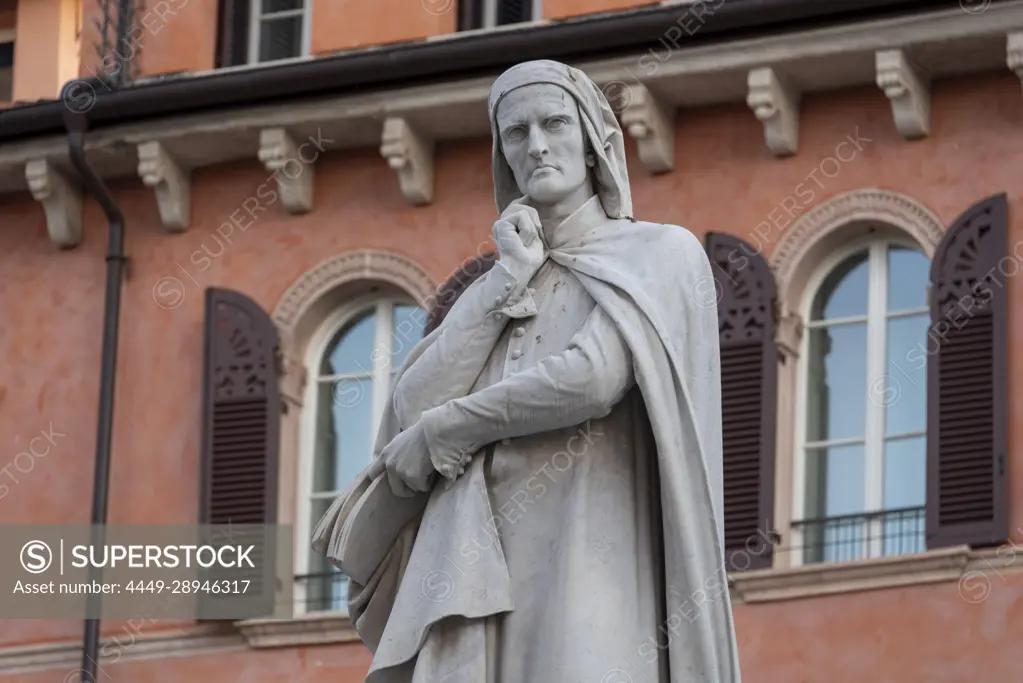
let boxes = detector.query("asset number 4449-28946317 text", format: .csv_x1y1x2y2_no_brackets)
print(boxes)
124,579,251,594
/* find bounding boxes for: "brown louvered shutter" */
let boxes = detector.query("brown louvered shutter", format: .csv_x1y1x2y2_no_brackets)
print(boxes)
926,193,1008,549
200,288,281,526
424,253,497,335
215,0,250,68
706,233,778,571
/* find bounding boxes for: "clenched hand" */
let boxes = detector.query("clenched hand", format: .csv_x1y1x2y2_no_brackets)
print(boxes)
380,422,437,497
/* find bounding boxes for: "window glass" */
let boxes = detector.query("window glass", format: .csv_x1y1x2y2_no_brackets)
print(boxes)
882,436,927,556
312,379,373,493
800,241,930,566
320,309,375,377
805,324,868,443
887,246,930,313
810,249,869,321
392,305,426,369
257,16,303,62
302,300,424,612
885,314,929,435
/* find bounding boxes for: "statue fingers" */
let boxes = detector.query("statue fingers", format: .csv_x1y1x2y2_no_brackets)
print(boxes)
491,218,517,248
385,467,403,496
506,208,541,247
500,202,541,231
386,467,415,498
492,217,532,258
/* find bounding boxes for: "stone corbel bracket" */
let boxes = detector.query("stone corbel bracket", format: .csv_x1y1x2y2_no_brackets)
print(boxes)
876,49,930,140
775,308,804,361
277,350,307,410
1007,32,1023,95
747,67,800,157
380,117,434,206
620,84,676,173
258,128,314,214
137,141,191,231
25,159,83,249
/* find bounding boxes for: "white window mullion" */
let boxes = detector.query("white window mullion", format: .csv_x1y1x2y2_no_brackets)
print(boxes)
302,0,312,58
247,0,261,64
483,0,497,28
864,241,888,558
261,8,304,18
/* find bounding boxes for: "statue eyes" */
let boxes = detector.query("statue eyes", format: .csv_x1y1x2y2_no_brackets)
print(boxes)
502,117,571,143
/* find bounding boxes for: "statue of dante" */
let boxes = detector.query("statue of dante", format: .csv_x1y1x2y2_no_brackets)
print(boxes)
313,59,741,683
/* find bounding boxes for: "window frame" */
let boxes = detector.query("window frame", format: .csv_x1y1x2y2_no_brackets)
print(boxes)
293,295,413,614
790,234,929,566
0,28,14,103
471,0,541,29
247,0,311,65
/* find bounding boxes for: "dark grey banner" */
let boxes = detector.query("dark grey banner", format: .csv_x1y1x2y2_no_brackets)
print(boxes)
3,524,293,619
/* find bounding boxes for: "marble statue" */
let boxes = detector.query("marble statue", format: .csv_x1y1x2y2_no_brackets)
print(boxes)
312,59,741,683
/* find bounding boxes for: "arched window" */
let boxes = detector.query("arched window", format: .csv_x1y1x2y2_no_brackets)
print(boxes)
793,237,930,565
296,296,425,612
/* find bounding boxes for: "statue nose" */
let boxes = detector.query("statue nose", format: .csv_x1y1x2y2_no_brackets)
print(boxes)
527,127,549,157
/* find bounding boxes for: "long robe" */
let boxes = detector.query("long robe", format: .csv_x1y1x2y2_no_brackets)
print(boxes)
402,197,663,683
348,195,741,683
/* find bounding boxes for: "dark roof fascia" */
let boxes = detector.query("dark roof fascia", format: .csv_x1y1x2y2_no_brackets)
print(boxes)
0,0,963,144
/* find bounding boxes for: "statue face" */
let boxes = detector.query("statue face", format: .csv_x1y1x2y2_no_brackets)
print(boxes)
496,83,590,208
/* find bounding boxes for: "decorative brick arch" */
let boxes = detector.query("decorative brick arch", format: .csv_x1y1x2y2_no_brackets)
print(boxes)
270,249,437,409
771,188,944,295
767,189,944,359
273,249,437,338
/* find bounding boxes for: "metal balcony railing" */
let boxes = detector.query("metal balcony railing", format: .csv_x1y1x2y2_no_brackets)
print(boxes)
789,506,926,565
293,571,348,613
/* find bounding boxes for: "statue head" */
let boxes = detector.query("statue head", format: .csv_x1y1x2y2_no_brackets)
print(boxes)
494,83,594,211
488,60,634,221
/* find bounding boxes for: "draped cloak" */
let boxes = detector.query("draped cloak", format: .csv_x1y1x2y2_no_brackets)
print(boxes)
320,60,742,683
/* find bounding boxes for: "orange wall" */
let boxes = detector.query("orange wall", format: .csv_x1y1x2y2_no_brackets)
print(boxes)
7,571,1023,683
138,0,218,76
310,0,456,55
11,0,77,101
0,73,1020,679
80,0,216,80
76,0,455,78
543,0,657,20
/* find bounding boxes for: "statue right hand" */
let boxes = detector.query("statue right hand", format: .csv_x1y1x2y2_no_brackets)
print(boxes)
380,423,435,497
492,204,545,285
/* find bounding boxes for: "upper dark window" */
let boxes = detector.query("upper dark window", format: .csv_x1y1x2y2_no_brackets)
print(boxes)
459,0,536,31
216,0,308,68
0,38,13,102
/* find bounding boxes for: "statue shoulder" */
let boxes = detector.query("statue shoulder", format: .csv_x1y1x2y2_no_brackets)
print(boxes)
615,218,706,262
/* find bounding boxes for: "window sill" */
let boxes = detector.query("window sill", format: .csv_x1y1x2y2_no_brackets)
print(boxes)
234,611,360,649
729,545,1022,603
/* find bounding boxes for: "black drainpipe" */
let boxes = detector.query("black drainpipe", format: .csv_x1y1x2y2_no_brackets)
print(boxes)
62,99,128,683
